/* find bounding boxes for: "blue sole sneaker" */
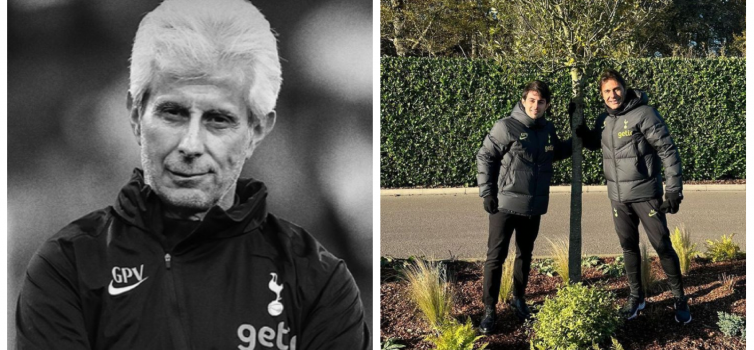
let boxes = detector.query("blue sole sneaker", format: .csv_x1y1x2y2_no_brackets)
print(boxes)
674,297,692,324
623,297,645,320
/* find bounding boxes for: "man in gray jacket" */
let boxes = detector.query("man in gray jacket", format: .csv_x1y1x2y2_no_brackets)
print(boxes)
476,80,572,334
577,69,690,324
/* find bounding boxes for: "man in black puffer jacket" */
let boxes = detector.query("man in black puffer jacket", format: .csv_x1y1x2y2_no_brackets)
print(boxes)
577,69,690,324
476,80,572,334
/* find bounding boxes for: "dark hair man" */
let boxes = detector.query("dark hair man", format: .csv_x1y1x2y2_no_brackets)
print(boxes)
15,0,369,348
475,80,572,334
576,68,690,324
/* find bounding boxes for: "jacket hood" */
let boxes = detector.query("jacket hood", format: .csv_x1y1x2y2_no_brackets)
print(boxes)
113,169,268,243
511,101,547,129
609,89,648,116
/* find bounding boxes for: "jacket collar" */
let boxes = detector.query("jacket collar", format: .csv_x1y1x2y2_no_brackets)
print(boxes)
114,169,271,255
511,101,547,129
606,89,648,116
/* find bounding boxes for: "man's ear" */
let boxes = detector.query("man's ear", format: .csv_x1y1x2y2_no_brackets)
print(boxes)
127,92,142,145
245,111,276,158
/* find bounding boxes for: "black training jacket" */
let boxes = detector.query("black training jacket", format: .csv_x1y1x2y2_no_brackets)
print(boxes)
16,169,369,350
476,102,572,216
582,89,683,203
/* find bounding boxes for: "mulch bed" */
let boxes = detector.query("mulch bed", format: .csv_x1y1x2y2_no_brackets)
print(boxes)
381,257,746,349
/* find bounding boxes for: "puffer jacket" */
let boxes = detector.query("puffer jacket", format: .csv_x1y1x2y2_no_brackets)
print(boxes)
476,102,572,216
583,89,682,202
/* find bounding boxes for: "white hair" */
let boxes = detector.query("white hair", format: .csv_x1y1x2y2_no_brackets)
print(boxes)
129,0,282,120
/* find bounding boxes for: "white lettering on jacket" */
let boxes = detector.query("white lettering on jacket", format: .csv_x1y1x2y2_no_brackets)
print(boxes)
108,265,148,295
237,322,296,350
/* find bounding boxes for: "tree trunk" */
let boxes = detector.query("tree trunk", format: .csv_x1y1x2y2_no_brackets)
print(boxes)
568,66,585,284
391,0,408,56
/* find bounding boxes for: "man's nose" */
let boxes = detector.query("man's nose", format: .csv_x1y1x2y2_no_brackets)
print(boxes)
177,117,205,158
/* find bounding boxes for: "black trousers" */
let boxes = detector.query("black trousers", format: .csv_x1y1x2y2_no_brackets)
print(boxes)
611,198,685,298
482,211,541,306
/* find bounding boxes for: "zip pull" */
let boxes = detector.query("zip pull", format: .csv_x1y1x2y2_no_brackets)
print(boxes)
165,253,172,269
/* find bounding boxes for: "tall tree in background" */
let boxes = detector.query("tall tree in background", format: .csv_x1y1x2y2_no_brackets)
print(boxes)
510,0,669,283
380,0,516,57
643,0,745,57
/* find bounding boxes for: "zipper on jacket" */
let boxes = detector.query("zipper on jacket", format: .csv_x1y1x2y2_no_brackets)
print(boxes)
609,116,620,202
164,252,190,349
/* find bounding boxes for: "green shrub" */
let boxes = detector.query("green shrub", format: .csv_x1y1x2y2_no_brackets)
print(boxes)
640,244,657,296
404,258,455,329
533,258,556,277
670,226,699,275
498,251,515,304
547,238,570,285
530,283,622,350
424,318,488,350
717,311,746,338
582,255,601,268
381,337,406,350
705,233,742,262
381,57,745,188
598,256,625,278
590,337,625,350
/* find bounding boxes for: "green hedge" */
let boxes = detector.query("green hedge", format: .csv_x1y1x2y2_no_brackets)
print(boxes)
380,57,745,188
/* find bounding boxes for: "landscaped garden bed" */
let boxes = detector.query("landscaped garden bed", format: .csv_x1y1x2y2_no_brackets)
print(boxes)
381,256,746,349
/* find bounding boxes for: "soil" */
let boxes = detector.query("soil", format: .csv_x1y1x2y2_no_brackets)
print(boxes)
380,257,746,349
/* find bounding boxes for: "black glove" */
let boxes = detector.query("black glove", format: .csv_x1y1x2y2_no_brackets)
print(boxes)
483,196,499,214
659,192,683,214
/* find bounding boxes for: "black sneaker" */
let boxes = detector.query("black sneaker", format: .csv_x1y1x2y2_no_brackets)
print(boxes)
621,296,645,320
479,305,496,335
510,297,531,321
674,296,692,324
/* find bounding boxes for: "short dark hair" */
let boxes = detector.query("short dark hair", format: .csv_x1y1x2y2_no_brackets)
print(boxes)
599,69,626,90
521,80,551,103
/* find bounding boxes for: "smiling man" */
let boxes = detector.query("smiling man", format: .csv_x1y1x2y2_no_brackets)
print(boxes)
475,80,572,334
15,0,369,349
577,68,690,324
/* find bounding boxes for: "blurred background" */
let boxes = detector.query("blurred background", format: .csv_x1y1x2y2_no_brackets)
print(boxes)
7,0,373,346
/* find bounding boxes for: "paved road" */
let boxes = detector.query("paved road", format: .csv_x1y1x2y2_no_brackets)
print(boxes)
381,191,745,259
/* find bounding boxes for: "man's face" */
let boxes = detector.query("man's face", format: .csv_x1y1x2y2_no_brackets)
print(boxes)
132,73,270,213
601,79,625,110
522,90,550,119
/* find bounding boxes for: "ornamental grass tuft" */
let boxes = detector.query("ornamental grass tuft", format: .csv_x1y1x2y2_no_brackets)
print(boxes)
640,243,657,297
403,257,454,329
670,225,699,275
498,250,515,304
546,238,570,285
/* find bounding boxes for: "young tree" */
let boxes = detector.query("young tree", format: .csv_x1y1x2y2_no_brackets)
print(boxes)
510,0,669,283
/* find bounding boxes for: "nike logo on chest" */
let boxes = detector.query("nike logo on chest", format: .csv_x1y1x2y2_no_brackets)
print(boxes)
109,264,149,295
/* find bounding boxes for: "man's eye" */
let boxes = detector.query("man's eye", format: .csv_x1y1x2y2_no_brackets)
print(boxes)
206,115,233,127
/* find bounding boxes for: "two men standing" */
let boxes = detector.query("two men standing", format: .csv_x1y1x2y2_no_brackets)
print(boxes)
477,70,690,334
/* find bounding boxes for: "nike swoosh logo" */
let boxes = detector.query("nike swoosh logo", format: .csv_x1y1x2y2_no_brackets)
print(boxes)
108,277,148,295
648,210,657,217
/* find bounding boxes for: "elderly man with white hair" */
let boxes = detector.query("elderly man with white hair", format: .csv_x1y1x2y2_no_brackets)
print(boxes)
15,0,369,349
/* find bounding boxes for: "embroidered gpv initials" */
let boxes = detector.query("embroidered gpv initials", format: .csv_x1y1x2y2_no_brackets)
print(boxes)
108,264,148,295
